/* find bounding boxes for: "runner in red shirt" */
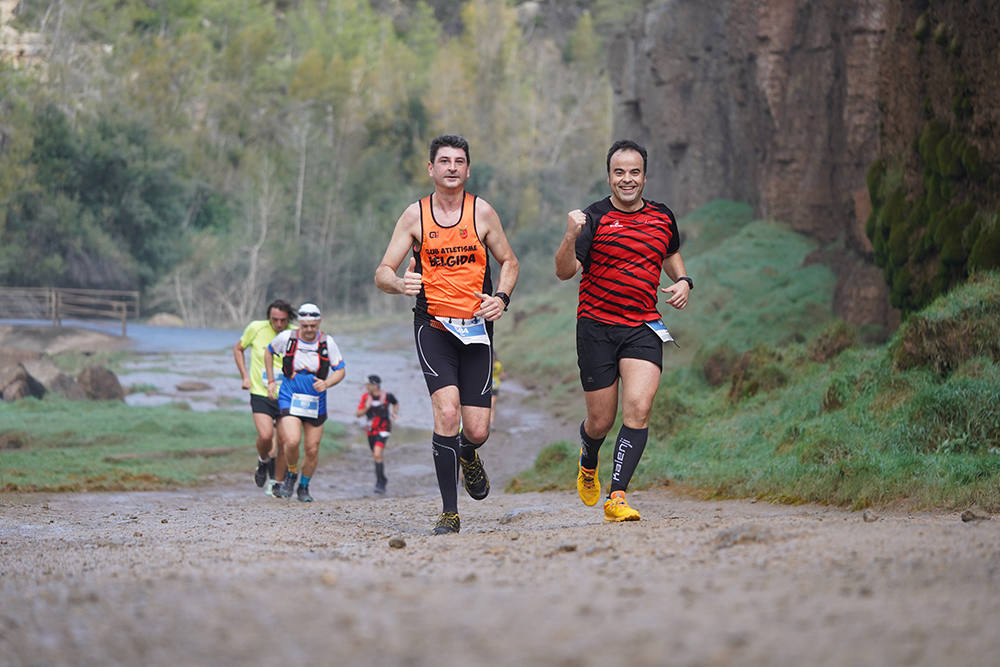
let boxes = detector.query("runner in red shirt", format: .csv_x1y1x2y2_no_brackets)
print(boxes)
355,374,398,494
555,139,693,522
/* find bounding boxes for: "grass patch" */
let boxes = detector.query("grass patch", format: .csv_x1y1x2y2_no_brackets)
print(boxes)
0,399,347,491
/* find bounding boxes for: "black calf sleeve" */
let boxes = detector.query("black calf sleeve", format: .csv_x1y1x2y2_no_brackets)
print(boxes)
609,425,648,494
579,420,606,470
432,433,460,513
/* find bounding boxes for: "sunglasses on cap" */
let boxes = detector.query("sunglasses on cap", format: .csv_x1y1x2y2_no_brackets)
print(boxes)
298,311,321,318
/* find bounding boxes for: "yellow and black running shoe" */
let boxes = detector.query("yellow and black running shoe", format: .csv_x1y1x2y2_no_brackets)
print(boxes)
459,451,490,500
432,512,460,535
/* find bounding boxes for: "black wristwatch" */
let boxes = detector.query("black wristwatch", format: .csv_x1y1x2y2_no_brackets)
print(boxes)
494,291,510,311
678,276,693,291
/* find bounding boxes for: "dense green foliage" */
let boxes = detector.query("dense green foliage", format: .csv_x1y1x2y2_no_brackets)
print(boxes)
507,202,1000,510
1,0,615,323
865,10,999,314
1,105,190,290
0,398,346,491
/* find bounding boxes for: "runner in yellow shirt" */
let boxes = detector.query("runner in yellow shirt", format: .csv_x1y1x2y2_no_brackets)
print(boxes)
233,299,295,494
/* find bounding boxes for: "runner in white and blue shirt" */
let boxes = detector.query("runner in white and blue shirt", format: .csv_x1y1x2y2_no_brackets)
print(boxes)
264,303,345,502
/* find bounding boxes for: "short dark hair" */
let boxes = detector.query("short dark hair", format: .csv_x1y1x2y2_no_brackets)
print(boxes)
367,374,381,385
606,139,648,174
429,134,470,164
266,299,294,320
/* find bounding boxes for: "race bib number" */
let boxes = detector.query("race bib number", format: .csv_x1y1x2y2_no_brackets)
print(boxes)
435,317,490,346
646,319,679,347
289,392,319,418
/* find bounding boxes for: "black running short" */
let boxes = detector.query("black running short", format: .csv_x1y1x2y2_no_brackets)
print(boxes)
250,394,280,420
278,410,327,427
368,434,388,450
414,320,493,408
576,317,663,392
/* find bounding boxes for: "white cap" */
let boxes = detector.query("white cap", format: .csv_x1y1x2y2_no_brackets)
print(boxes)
297,303,321,322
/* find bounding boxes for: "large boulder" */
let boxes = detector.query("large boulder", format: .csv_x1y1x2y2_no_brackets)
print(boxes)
20,359,88,400
77,365,126,401
0,360,43,400
3,378,35,401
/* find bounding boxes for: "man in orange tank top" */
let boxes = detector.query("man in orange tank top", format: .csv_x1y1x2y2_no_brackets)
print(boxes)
375,134,519,535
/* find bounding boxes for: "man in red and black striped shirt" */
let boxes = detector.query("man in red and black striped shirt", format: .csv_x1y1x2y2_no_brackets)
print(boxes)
555,139,693,522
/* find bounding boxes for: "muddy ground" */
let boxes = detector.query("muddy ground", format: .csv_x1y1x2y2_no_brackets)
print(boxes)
2,324,1000,666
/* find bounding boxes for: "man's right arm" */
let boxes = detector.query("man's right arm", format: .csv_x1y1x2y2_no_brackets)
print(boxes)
233,339,250,389
375,204,422,296
555,210,586,280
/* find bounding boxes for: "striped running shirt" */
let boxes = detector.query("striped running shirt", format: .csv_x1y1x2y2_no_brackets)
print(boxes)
574,197,680,326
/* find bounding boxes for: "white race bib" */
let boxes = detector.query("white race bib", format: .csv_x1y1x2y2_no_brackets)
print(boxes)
646,318,679,347
289,392,319,418
435,316,490,346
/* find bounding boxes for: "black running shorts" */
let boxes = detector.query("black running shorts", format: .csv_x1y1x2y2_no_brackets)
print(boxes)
576,317,663,391
414,321,493,408
250,394,280,420
278,410,328,427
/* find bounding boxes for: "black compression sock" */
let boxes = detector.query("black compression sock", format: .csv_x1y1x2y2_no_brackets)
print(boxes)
459,431,486,461
608,425,648,494
579,420,606,470
432,433,460,513
375,461,386,483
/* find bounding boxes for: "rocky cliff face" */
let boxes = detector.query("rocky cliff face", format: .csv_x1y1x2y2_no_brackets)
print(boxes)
610,0,892,327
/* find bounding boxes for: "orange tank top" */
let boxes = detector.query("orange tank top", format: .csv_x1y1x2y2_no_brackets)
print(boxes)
415,192,490,319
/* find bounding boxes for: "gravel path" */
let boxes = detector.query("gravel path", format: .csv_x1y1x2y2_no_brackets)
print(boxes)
2,325,999,666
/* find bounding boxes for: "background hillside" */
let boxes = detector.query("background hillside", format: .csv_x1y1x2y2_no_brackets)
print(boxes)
2,0,997,334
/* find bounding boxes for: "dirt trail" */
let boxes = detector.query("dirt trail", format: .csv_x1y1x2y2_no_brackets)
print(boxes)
2,326,1000,666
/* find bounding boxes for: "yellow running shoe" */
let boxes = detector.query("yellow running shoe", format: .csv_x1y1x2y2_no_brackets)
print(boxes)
603,490,640,522
577,450,600,506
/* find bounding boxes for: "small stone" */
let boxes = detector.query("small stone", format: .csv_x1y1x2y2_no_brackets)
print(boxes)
161,518,168,523
321,572,338,586
388,537,406,549
862,510,878,523
961,508,991,522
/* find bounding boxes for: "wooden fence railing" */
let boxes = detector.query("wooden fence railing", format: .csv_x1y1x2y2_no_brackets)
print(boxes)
0,287,140,336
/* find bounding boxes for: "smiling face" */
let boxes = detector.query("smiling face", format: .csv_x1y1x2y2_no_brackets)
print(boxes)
607,148,647,212
428,145,470,192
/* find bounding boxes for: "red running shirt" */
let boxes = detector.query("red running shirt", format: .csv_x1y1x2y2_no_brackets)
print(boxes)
574,197,680,326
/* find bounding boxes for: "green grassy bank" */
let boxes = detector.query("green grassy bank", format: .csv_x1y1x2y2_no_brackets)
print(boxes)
0,400,347,492
503,201,1000,511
